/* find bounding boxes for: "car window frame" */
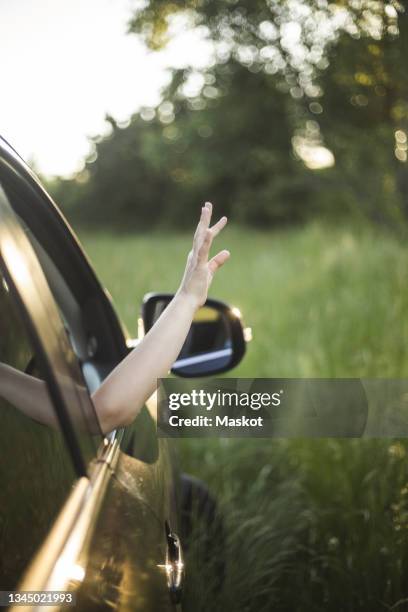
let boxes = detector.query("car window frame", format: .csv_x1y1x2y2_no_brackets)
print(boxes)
0,137,163,460
0,142,129,362
0,139,131,444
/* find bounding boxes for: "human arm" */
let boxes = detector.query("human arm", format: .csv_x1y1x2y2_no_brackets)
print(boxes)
0,204,229,435
92,202,230,433
0,362,58,428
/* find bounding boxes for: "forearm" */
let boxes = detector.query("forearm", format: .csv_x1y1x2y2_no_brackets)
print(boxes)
92,202,229,434
92,292,197,433
0,294,195,435
0,363,58,428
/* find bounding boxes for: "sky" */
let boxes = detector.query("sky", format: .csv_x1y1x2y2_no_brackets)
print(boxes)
0,0,336,176
0,0,212,177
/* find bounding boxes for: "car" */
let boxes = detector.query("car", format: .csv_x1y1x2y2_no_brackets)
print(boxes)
0,136,248,610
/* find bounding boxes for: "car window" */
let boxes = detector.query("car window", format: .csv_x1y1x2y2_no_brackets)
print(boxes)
0,269,76,590
0,183,103,459
0,163,128,437
0,155,158,460
0,169,111,440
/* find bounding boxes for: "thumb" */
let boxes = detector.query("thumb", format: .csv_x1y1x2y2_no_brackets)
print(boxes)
208,250,230,275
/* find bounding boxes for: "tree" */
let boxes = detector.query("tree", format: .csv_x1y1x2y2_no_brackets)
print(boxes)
52,0,408,232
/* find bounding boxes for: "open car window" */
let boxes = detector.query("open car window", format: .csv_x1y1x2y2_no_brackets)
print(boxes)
0,183,103,461
0,157,129,439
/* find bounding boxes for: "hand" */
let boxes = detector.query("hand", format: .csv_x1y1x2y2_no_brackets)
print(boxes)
177,202,230,310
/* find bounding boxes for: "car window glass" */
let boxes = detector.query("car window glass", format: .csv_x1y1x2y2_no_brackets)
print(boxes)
0,271,76,590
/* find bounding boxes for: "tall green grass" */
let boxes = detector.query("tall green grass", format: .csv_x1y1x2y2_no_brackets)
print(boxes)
79,224,408,611
80,223,408,378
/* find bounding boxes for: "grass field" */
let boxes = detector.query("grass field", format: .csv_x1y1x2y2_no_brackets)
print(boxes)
79,223,408,611
80,223,408,378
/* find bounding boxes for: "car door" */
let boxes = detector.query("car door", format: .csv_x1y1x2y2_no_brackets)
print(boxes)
0,140,182,610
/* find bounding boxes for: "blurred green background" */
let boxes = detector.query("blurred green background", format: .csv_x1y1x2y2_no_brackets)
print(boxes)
82,224,408,611
50,1,408,234
50,1,408,610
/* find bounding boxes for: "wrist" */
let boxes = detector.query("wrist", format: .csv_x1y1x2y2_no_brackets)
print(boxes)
174,289,201,314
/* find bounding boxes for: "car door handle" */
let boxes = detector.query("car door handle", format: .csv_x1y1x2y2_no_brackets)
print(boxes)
165,524,184,604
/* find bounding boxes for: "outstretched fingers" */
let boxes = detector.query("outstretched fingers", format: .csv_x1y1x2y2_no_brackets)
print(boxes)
208,249,230,275
197,229,213,264
193,202,213,249
194,202,228,267
203,201,213,223
210,215,227,238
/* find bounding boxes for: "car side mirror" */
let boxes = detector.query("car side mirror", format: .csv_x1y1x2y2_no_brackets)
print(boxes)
141,293,248,377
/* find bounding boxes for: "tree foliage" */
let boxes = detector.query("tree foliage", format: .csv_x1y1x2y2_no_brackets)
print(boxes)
51,0,408,232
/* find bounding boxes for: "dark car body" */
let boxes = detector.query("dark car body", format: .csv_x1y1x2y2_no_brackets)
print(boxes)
0,137,246,610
